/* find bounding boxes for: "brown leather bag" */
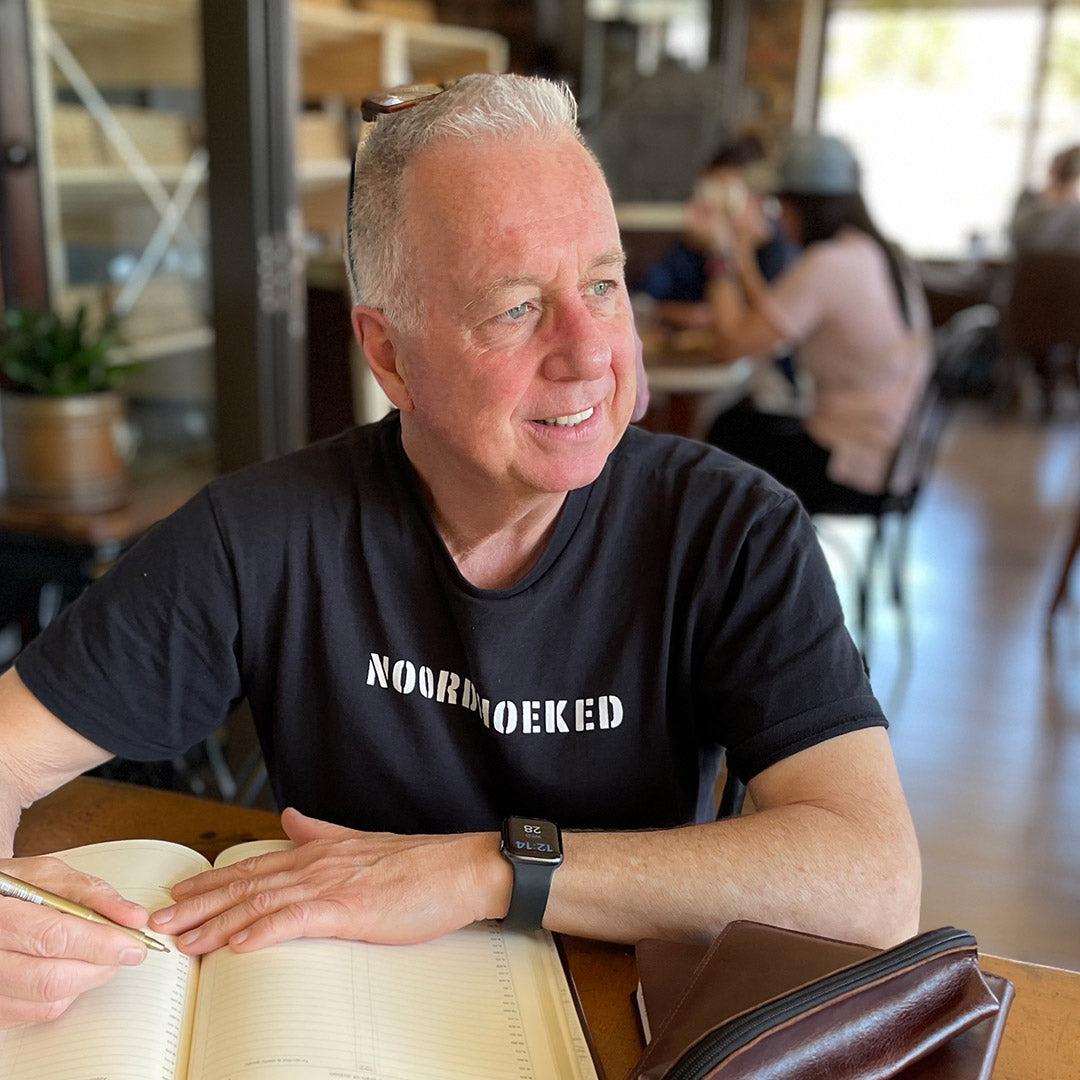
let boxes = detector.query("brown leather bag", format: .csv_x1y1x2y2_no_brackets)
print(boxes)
629,922,1013,1080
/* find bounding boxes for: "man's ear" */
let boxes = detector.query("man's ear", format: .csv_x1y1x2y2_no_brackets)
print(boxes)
351,305,415,412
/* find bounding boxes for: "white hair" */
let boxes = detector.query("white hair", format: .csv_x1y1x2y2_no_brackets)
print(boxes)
345,73,588,333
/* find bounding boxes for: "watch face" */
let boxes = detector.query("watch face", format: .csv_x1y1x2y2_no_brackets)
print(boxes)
502,817,563,864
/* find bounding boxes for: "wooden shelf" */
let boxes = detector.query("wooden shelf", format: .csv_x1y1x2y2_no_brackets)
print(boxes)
112,325,214,365
38,1,506,365
55,158,351,211
44,0,507,96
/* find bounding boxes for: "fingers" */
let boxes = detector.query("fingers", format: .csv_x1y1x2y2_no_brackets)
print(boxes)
0,991,78,1029
152,862,305,941
5,856,148,929
158,882,324,955
0,898,147,967
167,851,292,903
1,950,119,1006
0,891,145,1029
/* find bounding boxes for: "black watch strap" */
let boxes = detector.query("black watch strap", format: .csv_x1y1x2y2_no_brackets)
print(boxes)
500,817,563,932
502,859,557,931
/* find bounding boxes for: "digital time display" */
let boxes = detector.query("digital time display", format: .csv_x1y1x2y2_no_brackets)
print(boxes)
503,817,562,864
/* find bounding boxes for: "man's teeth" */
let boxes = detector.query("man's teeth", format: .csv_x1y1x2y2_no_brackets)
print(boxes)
539,408,594,427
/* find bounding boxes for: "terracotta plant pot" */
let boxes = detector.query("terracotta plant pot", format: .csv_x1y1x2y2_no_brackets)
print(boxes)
1,390,130,513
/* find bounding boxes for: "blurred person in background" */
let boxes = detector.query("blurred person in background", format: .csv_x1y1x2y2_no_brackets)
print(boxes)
1009,143,1080,255
693,132,932,515
638,135,801,408
639,134,798,331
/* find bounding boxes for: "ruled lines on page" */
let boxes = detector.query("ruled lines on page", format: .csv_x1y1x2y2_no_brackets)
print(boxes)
184,840,598,1080
189,922,584,1080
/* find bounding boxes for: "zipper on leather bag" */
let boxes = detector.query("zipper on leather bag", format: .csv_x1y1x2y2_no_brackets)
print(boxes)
662,926,976,1080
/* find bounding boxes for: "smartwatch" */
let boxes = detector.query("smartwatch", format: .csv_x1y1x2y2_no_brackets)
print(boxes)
499,816,564,931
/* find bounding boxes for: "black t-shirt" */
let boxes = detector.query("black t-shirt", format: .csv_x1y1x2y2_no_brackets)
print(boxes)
16,415,884,833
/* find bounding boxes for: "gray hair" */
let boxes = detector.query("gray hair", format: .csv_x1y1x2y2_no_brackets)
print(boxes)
345,73,585,333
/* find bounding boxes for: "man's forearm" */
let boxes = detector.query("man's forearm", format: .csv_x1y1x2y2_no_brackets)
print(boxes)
544,803,920,949
541,728,921,949
0,668,114,858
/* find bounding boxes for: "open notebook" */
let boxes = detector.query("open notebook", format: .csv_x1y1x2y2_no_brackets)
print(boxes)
0,838,599,1080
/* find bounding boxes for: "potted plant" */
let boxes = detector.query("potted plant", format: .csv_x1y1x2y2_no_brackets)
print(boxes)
0,305,136,513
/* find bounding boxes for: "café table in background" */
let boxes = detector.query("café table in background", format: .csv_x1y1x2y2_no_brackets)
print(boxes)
637,324,756,440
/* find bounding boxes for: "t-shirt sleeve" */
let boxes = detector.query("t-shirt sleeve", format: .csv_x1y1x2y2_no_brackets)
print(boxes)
640,245,706,303
15,487,243,760
756,245,835,345
695,488,884,783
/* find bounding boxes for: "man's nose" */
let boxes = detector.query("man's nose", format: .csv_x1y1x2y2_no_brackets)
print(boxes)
542,300,611,381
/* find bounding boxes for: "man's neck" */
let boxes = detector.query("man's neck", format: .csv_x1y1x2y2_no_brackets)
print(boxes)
435,502,565,590
401,431,568,590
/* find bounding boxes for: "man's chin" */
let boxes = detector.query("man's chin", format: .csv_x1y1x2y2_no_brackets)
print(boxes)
522,453,612,496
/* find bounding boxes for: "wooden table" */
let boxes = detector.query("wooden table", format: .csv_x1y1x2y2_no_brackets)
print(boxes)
638,326,755,440
13,777,1080,1080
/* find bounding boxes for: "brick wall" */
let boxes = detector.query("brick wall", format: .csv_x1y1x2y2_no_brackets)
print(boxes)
433,0,809,146
745,0,806,142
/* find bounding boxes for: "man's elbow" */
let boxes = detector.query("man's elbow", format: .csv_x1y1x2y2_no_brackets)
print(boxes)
863,822,922,948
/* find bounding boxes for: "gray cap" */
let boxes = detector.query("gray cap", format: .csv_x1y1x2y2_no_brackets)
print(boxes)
774,133,860,196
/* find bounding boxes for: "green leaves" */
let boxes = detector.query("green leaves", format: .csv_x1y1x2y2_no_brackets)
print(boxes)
0,306,136,396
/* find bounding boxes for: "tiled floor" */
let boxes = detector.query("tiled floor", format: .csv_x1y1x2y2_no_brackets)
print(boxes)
818,401,1080,970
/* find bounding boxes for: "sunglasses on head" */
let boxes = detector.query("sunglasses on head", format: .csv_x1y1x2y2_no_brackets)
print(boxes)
346,82,457,287
359,81,456,123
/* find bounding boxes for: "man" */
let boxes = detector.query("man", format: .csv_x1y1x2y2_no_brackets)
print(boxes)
0,75,919,1029
640,133,797,331
1009,143,1080,255
638,134,801,410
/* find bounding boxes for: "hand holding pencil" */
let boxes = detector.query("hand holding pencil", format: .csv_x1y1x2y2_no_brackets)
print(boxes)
0,855,161,1028
0,870,168,952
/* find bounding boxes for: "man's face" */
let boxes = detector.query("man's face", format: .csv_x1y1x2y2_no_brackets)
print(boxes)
385,134,636,505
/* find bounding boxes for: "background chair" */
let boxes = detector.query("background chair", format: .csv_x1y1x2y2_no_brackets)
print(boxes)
812,307,997,660
814,377,951,662
1049,498,1080,621
716,764,747,819
1000,251,1080,416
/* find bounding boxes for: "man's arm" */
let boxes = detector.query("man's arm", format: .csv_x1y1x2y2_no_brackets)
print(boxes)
546,726,920,947
150,725,920,956
0,668,120,854
0,668,152,1027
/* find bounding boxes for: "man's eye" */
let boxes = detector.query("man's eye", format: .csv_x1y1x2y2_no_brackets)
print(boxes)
502,302,531,321
589,280,616,297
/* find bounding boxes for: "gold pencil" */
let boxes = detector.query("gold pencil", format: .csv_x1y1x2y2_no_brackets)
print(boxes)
0,869,170,953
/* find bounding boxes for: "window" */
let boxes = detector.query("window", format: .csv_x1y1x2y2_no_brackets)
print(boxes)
818,3,1080,259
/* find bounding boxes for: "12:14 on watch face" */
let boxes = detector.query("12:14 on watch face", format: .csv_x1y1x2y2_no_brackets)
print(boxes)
503,817,563,864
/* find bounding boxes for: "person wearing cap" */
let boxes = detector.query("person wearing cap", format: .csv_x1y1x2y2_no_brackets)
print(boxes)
0,78,920,1028
695,132,933,513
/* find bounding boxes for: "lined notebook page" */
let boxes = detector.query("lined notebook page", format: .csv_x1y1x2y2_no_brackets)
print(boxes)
0,839,206,1080
186,840,598,1080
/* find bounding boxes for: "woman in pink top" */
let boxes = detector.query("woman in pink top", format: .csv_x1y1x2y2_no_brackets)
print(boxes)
696,133,932,514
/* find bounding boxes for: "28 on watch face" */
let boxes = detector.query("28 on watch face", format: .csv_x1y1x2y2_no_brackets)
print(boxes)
504,818,561,863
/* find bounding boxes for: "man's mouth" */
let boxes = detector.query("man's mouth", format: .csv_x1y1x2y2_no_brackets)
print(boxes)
537,407,595,428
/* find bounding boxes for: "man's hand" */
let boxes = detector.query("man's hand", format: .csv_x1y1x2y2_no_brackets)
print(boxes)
148,810,513,956
0,856,149,1028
